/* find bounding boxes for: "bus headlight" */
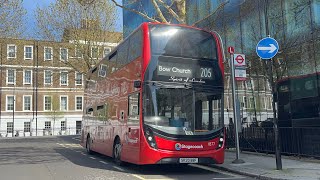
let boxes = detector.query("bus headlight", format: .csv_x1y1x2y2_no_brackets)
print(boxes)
144,128,158,149
217,130,224,149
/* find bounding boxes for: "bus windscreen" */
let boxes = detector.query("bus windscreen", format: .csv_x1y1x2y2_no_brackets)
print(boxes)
149,24,217,60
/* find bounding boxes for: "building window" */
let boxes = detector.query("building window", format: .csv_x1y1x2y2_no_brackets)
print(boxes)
7,69,16,85
24,46,33,60
44,96,52,111
24,122,31,132
60,48,68,62
75,47,83,58
44,47,53,60
23,70,32,84
23,95,32,111
44,70,53,85
61,121,66,131
45,121,51,129
91,47,98,59
249,97,255,109
6,96,14,111
104,47,111,57
60,71,68,86
7,122,13,134
75,96,83,111
60,96,68,111
243,97,248,108
75,72,82,85
98,64,107,77
7,44,16,59
265,97,272,110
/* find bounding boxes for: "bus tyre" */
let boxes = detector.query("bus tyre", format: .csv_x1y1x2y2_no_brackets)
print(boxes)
113,138,124,166
86,136,93,154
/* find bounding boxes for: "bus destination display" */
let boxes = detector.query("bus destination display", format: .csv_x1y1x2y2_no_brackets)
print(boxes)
156,61,214,83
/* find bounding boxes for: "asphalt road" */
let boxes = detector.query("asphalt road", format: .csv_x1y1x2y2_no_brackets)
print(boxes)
0,136,255,180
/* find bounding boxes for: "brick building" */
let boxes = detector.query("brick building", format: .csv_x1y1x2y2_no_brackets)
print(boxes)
0,31,122,137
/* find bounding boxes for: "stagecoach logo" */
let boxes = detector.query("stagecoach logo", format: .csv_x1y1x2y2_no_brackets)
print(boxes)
175,143,203,150
175,143,182,150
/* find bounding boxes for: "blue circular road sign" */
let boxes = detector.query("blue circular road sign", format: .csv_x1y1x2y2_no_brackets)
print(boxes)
256,37,279,59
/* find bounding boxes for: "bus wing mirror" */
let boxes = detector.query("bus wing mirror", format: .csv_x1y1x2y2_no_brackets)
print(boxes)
134,80,141,88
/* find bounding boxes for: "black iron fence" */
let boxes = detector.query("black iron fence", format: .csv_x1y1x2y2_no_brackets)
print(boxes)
226,126,320,158
0,127,82,138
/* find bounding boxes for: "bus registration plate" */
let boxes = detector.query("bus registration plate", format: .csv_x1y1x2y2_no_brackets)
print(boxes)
179,158,198,163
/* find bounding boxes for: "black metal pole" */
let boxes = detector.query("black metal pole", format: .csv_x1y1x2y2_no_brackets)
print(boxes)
0,44,2,134
36,42,39,136
13,78,15,137
264,0,282,170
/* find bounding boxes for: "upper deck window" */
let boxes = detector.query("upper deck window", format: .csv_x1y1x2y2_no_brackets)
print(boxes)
149,25,217,60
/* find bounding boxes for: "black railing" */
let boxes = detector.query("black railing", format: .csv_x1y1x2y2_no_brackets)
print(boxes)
0,127,82,138
226,126,320,158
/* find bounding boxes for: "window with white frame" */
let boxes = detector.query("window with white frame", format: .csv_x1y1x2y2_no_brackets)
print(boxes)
45,121,51,129
265,97,272,110
75,72,82,85
75,96,83,111
44,47,53,60
60,48,68,62
61,121,66,131
6,96,14,111
98,64,107,77
7,69,16,84
7,122,13,133
24,46,33,60
24,122,31,132
60,71,68,85
23,96,32,111
44,96,52,111
243,96,248,108
91,46,98,59
246,80,254,90
75,47,82,58
103,47,111,57
7,44,16,58
60,96,68,111
44,70,52,85
23,70,32,84
249,97,255,109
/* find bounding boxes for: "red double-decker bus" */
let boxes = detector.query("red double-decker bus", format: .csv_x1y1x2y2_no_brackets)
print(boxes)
80,23,225,165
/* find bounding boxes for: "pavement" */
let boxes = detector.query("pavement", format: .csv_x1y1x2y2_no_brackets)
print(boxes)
211,150,320,180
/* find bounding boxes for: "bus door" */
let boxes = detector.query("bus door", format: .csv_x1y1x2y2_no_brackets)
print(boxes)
123,92,140,163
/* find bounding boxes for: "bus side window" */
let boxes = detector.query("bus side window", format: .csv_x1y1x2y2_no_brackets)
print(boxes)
128,29,142,62
117,40,129,66
128,93,140,123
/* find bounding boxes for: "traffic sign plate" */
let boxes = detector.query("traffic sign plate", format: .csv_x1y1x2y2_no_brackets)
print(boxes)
234,54,246,66
256,37,279,59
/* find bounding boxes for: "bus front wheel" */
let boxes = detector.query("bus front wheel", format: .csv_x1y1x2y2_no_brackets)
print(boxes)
113,138,124,166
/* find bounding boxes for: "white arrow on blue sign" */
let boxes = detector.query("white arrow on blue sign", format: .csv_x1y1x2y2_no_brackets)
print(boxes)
256,37,279,59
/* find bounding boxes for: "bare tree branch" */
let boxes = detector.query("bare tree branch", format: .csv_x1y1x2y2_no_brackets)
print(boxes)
157,0,184,23
192,0,228,26
0,0,26,38
151,0,168,23
111,0,160,23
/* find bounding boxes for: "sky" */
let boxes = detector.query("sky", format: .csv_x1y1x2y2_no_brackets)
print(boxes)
22,0,123,39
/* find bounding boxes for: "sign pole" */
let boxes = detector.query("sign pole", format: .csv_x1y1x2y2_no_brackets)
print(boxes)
229,48,245,164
